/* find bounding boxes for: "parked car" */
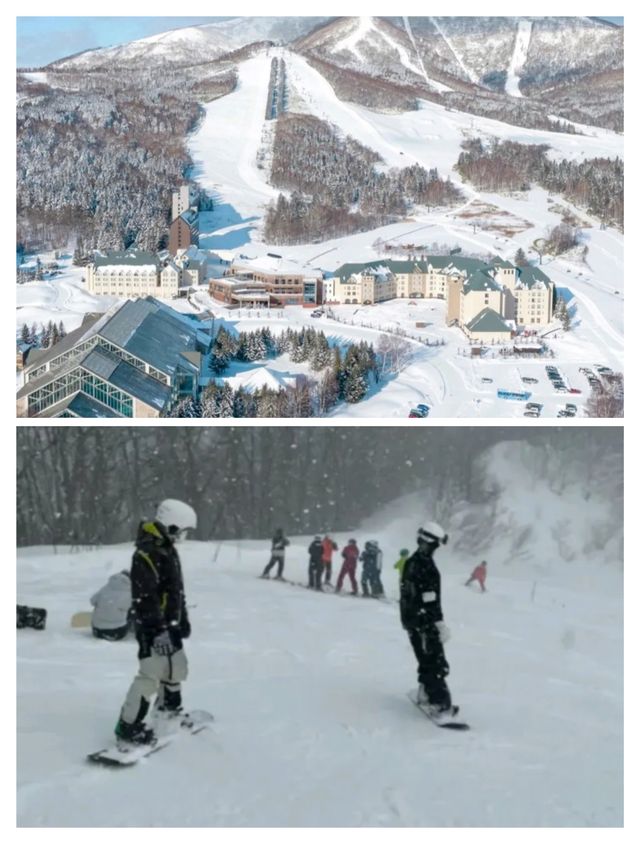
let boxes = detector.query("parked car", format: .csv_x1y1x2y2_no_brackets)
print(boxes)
557,410,570,417
554,384,568,392
408,410,425,418
526,402,543,411
481,377,493,384
416,404,430,416
521,376,538,384
568,387,582,394
565,404,577,414
524,410,540,418
596,366,613,375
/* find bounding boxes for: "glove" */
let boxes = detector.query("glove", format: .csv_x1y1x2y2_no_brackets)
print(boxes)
152,630,177,657
435,621,451,644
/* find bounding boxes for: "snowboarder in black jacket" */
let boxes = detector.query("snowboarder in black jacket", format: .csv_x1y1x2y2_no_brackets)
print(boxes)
261,528,290,579
115,499,197,746
400,522,454,718
308,536,324,590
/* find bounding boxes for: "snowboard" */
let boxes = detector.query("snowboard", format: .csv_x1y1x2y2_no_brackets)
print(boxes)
87,709,214,767
407,692,470,731
71,611,92,629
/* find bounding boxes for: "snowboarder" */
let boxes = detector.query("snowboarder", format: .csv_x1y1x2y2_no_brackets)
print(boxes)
335,539,359,594
360,540,384,597
261,528,290,579
114,499,197,746
321,535,339,585
393,548,410,579
308,535,324,590
400,523,455,721
90,570,133,641
465,560,487,592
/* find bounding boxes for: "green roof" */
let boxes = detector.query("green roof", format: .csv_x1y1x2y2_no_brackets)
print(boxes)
94,250,159,269
466,308,512,333
464,270,502,293
490,256,514,268
517,266,552,288
333,262,391,282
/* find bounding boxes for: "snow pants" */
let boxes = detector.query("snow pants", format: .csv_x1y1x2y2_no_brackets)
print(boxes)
121,647,188,725
465,575,486,592
323,560,332,584
362,565,384,597
335,561,358,594
263,550,285,578
308,559,323,590
407,627,451,710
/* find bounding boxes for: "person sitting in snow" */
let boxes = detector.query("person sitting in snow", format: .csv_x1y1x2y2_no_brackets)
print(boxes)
91,570,133,641
465,561,488,592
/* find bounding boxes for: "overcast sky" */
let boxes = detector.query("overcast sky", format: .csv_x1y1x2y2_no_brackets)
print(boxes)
16,15,624,68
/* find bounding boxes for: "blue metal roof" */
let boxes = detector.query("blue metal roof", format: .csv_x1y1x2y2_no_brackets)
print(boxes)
66,393,121,418
109,360,171,410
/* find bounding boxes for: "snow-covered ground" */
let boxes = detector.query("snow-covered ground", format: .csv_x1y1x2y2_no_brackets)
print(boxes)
17,47,623,417
17,457,623,827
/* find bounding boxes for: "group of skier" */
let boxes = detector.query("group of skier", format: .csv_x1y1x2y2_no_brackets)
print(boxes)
95,498,489,748
261,531,387,597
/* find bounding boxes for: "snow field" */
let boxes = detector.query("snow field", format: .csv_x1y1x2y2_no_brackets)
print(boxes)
17,527,622,827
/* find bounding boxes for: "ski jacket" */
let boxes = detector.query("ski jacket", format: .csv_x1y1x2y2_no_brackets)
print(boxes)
394,556,409,576
271,533,290,556
341,544,359,564
321,538,338,563
90,572,131,630
470,565,487,585
131,521,190,650
361,547,382,572
399,547,443,631
308,540,324,565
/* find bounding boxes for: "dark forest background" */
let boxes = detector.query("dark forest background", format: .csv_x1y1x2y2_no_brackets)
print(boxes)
16,427,622,548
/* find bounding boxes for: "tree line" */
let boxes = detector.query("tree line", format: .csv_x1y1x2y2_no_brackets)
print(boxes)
264,113,461,244
19,320,67,349
16,427,623,549
456,138,623,229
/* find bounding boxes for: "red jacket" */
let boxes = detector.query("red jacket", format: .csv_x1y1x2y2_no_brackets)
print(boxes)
341,544,359,565
471,565,487,584
322,537,338,563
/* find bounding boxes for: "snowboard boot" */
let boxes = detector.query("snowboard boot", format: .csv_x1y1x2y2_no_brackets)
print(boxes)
115,718,156,746
417,684,430,705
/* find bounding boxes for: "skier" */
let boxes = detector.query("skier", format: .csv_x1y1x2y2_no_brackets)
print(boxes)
465,560,487,592
114,499,197,746
400,523,456,721
393,548,410,579
260,528,290,579
360,540,384,597
321,535,339,585
308,535,324,590
90,570,133,641
335,538,359,595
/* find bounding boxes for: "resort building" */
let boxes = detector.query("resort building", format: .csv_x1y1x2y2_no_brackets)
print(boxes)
211,254,322,307
16,298,213,419
86,251,182,299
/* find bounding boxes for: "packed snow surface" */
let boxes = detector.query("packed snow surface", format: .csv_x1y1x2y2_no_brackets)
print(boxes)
17,480,622,827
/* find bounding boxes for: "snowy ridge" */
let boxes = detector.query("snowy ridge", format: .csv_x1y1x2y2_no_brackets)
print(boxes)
505,19,533,97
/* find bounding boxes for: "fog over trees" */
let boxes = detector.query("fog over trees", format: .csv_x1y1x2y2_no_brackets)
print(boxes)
17,427,622,548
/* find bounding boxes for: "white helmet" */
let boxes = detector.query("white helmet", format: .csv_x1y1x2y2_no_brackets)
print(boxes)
156,499,197,540
417,521,448,546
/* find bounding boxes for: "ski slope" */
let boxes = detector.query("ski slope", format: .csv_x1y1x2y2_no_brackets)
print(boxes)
17,474,623,827
505,19,533,97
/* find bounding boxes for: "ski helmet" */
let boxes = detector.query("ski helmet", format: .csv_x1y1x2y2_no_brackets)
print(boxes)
314,535,322,541
348,538,357,545
417,521,448,547
399,548,409,557
156,499,197,540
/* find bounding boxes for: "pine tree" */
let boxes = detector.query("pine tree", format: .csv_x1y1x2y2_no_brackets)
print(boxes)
58,321,67,340
514,247,528,267
29,323,39,346
20,323,30,345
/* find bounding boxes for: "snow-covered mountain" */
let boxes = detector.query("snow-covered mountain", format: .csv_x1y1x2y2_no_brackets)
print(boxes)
17,439,623,826
52,17,332,68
